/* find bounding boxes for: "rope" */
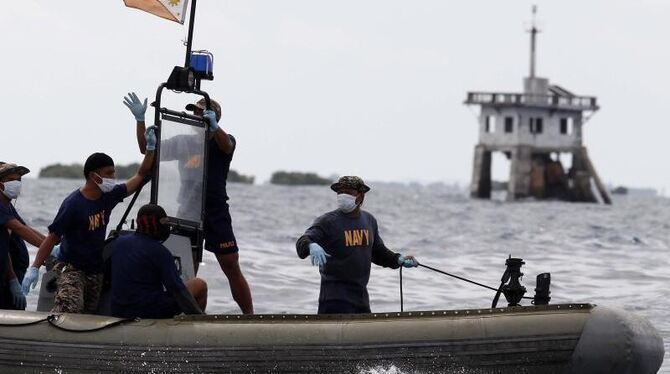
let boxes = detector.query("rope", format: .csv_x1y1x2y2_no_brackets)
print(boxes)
0,317,48,327
0,315,140,332
46,315,138,333
399,263,535,311
418,263,500,292
399,267,404,312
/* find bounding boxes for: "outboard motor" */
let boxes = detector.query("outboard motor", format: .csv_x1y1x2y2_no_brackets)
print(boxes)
533,273,551,305
492,256,527,308
491,256,552,308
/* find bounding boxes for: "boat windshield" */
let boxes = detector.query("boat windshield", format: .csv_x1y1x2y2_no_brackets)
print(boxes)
156,117,207,224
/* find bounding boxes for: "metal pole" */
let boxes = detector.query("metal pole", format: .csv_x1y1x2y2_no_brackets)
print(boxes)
529,5,538,78
530,28,536,78
184,0,198,68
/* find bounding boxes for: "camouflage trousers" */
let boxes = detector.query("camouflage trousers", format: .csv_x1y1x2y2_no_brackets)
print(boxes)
51,262,103,314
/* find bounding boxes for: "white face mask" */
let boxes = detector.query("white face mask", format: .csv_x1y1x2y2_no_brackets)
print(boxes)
1,180,21,200
337,193,358,213
94,174,116,194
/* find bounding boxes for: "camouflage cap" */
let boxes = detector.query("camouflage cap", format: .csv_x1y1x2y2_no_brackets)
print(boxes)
186,98,222,121
330,176,371,193
0,162,30,180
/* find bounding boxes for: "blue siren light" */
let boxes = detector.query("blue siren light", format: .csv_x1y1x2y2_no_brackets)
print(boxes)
190,50,214,80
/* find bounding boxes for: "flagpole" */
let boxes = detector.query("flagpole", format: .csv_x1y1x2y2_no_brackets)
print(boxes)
184,0,197,68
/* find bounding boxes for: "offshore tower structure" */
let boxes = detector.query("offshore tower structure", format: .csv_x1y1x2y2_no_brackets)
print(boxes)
464,7,611,204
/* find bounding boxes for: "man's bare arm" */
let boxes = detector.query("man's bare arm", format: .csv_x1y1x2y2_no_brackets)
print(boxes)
124,149,155,196
5,219,44,248
31,233,60,269
212,127,234,154
29,227,47,243
136,121,147,154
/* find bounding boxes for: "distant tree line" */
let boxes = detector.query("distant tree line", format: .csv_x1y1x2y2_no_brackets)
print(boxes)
269,171,330,186
39,163,255,184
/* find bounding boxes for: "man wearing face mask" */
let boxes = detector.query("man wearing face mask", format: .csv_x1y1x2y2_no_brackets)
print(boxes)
125,92,254,315
0,163,44,310
110,204,206,318
21,128,156,313
296,176,419,314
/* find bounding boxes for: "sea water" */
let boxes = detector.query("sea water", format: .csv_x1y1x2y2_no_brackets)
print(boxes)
15,179,669,373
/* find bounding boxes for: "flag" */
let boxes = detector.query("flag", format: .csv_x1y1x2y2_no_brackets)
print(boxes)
124,0,190,24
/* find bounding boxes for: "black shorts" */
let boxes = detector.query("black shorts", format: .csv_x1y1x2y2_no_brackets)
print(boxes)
204,205,238,255
318,300,371,315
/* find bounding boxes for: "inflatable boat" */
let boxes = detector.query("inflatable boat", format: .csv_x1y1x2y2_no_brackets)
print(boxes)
4,76,661,373
0,303,663,373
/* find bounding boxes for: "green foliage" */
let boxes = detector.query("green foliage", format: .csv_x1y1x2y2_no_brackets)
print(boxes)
39,163,255,184
39,163,140,180
611,186,628,195
115,163,140,180
39,163,84,179
229,169,255,184
270,171,330,186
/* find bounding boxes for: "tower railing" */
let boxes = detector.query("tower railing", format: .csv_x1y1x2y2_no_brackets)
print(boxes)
465,92,598,111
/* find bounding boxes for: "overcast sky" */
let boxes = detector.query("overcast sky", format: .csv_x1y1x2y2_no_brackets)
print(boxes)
3,0,669,193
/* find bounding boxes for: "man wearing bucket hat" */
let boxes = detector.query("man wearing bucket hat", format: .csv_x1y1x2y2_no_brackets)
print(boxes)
296,176,419,314
125,93,254,315
0,162,45,310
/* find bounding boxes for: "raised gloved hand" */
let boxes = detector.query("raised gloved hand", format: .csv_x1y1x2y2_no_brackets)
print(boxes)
308,243,330,267
398,254,419,268
202,109,220,131
145,126,157,151
21,266,40,295
123,92,148,122
9,278,26,310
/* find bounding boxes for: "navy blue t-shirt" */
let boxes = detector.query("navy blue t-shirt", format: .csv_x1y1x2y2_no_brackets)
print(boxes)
0,204,16,278
300,210,400,309
0,203,29,281
48,185,127,273
110,233,187,319
161,134,236,215
205,135,236,207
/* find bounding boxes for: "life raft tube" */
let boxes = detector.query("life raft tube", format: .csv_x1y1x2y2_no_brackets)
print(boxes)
0,304,662,373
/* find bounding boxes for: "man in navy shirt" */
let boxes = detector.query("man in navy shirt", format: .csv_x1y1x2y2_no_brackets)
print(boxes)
125,93,254,314
22,129,155,313
296,176,419,314
111,204,206,318
0,162,44,310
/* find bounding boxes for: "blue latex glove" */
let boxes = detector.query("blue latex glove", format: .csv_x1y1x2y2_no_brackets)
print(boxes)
202,109,220,131
398,254,419,268
123,92,148,121
21,266,39,295
145,126,157,151
9,278,26,310
50,244,61,260
308,243,330,267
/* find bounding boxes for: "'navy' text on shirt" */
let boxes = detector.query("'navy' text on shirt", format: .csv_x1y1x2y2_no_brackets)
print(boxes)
344,229,369,247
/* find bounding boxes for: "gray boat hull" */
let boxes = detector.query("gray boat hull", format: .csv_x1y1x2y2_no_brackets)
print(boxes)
0,304,662,373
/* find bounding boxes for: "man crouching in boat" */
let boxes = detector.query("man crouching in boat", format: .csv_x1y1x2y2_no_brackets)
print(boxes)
296,176,419,314
110,204,206,318
0,162,44,310
21,129,156,313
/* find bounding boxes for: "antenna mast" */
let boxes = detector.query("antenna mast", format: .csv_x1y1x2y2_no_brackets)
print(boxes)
528,5,540,78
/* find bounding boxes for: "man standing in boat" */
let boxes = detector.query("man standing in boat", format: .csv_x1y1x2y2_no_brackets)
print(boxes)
0,162,43,310
296,176,419,314
124,93,254,315
21,130,156,313
111,204,207,318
